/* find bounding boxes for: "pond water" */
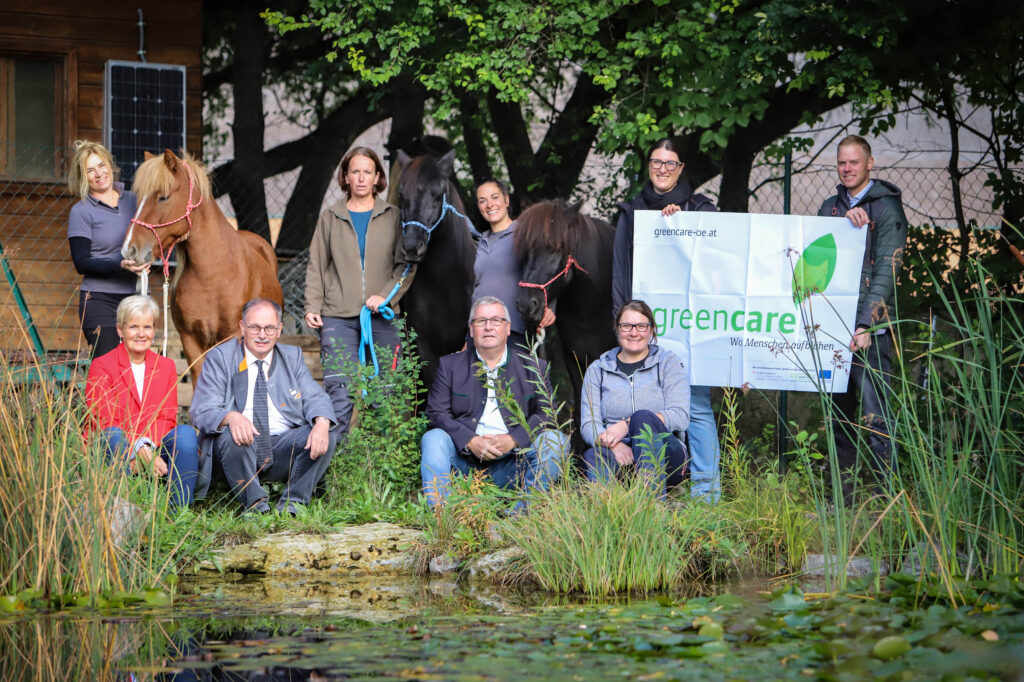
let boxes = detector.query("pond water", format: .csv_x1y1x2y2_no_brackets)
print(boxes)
2,575,1023,680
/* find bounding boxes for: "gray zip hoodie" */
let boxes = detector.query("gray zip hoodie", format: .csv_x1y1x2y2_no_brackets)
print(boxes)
579,344,690,446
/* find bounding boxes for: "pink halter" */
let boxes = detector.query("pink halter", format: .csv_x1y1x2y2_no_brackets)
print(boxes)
130,165,203,277
518,255,587,311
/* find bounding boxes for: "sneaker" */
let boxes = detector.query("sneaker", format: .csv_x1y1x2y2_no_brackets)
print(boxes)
277,501,304,517
244,499,271,515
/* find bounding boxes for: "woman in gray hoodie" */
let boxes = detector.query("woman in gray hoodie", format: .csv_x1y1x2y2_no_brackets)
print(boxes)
579,300,689,497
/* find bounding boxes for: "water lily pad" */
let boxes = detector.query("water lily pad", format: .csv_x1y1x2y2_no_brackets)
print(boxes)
698,622,724,641
143,590,172,607
0,596,25,613
872,635,911,660
700,640,730,655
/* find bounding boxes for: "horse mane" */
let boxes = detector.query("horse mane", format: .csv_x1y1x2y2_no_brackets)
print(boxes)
132,151,212,202
514,200,604,266
132,152,209,291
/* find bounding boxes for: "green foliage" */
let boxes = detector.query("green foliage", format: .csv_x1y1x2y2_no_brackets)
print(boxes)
321,321,429,520
507,476,696,595
419,469,514,561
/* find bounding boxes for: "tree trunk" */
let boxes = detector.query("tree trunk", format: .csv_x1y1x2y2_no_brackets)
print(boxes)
275,88,390,254
225,2,271,242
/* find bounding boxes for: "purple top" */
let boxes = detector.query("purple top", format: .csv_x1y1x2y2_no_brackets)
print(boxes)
473,221,526,335
67,182,138,293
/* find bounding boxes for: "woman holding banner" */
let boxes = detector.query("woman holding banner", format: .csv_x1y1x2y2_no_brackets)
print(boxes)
610,137,721,502
579,300,689,498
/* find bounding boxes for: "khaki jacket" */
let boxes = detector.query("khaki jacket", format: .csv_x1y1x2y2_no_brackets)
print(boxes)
304,196,413,318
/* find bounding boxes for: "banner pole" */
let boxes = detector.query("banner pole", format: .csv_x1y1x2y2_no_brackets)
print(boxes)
778,152,792,474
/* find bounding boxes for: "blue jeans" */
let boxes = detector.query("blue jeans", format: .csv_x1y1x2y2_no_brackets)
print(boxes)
582,409,687,499
420,428,568,507
100,425,200,509
688,385,721,502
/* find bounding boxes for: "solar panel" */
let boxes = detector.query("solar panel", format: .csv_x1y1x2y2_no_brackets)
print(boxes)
103,60,187,182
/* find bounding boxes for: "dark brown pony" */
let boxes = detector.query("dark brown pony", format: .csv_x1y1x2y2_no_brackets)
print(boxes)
122,150,282,379
515,200,616,401
393,149,475,383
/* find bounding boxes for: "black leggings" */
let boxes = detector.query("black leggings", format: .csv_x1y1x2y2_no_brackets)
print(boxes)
79,290,128,358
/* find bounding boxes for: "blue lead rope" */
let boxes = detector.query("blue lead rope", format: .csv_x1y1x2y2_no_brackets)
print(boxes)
358,263,412,383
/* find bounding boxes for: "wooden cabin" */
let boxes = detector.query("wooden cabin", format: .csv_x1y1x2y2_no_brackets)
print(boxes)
0,1,202,356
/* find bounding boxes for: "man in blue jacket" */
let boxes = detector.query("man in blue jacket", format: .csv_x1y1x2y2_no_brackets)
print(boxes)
420,296,569,510
818,135,908,490
191,298,338,514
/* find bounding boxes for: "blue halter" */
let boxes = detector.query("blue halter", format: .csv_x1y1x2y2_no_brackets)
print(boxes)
400,193,470,242
358,193,471,386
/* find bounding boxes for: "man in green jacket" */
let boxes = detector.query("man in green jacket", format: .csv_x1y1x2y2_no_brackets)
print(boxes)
818,135,908,493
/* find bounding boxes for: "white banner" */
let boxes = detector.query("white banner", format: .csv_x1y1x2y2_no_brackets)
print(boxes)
633,211,867,393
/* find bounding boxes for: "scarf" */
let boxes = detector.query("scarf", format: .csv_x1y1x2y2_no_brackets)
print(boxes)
637,178,693,211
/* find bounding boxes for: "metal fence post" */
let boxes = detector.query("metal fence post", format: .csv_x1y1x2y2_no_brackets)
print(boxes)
778,152,792,474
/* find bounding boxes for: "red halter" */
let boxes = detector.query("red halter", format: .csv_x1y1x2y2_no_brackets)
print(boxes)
518,254,587,312
130,165,203,278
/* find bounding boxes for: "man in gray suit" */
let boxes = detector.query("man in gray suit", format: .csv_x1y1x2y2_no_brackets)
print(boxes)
191,298,338,514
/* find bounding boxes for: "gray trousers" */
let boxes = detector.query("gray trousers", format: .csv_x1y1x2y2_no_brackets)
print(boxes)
832,332,895,483
320,315,401,433
213,425,338,510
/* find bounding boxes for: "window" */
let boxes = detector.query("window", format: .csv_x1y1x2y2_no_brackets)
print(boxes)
0,55,65,179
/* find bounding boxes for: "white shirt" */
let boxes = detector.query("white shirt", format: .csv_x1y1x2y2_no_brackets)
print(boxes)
848,180,874,207
130,360,146,400
475,346,510,437
242,348,292,436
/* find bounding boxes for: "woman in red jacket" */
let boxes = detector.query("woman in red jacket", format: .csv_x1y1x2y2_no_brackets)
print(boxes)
85,295,199,509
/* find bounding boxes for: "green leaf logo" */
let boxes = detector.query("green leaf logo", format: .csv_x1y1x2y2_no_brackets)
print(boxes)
792,233,838,305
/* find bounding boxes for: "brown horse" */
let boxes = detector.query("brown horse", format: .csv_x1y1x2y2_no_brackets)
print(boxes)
121,150,282,379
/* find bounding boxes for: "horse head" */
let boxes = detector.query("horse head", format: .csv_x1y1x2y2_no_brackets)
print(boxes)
397,149,457,263
515,200,587,326
122,149,208,268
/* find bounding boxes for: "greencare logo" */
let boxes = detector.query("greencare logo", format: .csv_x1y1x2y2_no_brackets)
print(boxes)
652,230,840,337
791,233,838,305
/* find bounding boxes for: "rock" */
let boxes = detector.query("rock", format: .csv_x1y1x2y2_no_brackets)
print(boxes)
429,554,460,575
466,546,526,580
900,543,973,577
196,523,422,575
802,553,889,578
108,497,147,547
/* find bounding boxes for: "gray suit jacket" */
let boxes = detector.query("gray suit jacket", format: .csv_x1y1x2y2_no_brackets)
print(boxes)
190,339,337,474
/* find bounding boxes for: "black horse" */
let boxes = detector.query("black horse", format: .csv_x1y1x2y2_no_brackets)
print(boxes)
394,149,476,383
515,200,617,408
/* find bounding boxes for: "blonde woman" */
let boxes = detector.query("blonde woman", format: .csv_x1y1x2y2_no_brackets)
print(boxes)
66,140,149,357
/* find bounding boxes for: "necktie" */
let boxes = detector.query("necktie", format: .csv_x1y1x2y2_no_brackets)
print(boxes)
253,360,272,469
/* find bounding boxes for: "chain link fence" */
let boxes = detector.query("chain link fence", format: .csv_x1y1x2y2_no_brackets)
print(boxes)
1,142,1017,358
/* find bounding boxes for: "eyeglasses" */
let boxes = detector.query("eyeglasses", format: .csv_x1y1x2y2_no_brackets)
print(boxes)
617,322,652,332
649,159,681,171
470,317,509,328
245,324,281,335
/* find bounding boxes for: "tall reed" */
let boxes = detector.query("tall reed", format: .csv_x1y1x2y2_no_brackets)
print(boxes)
789,259,1023,591
883,262,1023,581
0,354,166,601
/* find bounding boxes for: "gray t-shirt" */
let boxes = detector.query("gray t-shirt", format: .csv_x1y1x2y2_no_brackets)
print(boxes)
473,222,526,335
67,182,138,293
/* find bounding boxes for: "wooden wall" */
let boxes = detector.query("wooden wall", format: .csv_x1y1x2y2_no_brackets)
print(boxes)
0,0,202,354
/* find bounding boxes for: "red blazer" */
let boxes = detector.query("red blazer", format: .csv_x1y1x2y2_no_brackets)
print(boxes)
85,344,179,442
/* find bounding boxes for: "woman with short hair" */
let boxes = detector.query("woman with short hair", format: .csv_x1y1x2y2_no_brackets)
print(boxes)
85,295,200,509
66,140,150,357
579,300,689,498
304,147,411,434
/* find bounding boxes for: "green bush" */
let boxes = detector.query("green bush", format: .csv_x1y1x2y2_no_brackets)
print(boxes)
321,321,429,521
